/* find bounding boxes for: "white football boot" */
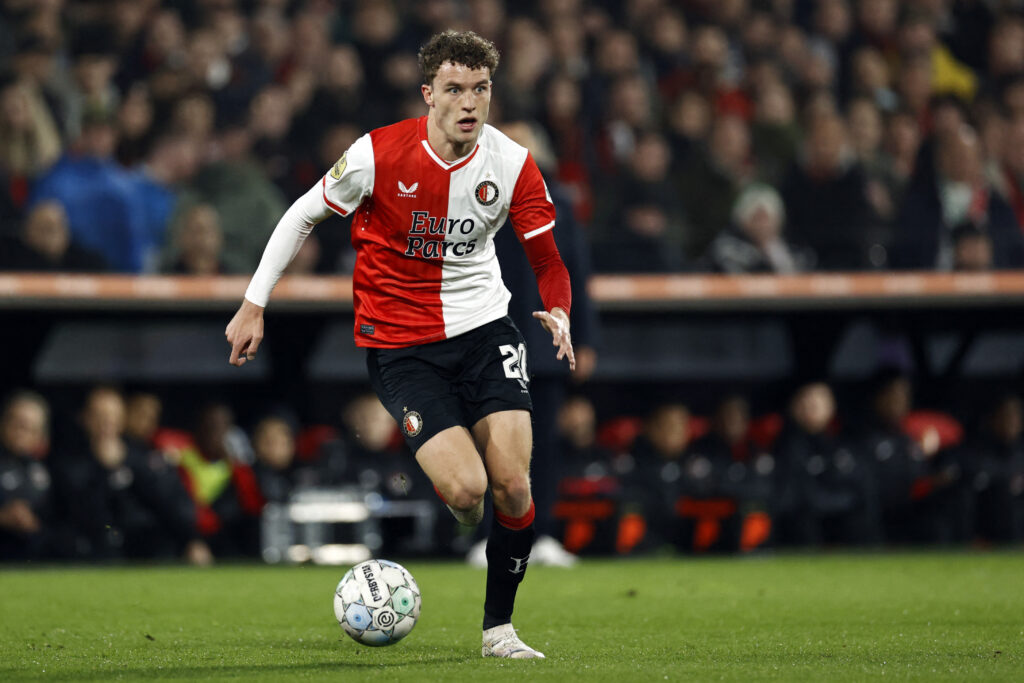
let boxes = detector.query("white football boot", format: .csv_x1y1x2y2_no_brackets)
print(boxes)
482,624,546,659
531,535,578,568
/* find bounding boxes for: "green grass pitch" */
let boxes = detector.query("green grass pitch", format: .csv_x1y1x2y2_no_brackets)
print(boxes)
2,552,1022,681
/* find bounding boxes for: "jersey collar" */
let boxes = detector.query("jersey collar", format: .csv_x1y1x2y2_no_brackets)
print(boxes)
419,116,480,172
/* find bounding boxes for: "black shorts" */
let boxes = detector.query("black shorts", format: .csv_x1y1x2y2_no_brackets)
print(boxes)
366,317,533,453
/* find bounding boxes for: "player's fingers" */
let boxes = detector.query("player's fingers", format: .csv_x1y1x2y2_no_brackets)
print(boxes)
229,339,249,366
246,333,263,361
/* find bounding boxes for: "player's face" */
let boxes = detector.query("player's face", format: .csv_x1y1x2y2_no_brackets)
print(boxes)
423,62,491,153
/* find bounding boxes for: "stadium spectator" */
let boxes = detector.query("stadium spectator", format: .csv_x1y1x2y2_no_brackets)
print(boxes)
0,72,62,182
701,183,808,274
174,401,261,557
781,113,875,270
774,382,880,547
679,114,754,260
895,124,1024,270
251,414,300,506
622,403,713,551
858,370,967,544
129,132,203,268
993,115,1024,230
0,200,107,271
29,106,156,272
690,396,774,510
53,387,208,561
0,390,60,560
123,391,163,452
593,131,685,272
961,395,1024,543
557,396,614,476
177,121,286,274
950,221,994,271
341,393,428,500
164,204,227,275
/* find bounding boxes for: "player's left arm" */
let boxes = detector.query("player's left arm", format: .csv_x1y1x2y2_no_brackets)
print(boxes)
510,153,575,370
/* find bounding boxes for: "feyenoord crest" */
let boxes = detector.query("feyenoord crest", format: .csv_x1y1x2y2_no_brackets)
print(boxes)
402,410,423,437
474,180,499,206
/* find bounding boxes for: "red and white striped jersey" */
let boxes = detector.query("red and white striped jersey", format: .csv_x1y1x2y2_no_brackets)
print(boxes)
322,116,568,348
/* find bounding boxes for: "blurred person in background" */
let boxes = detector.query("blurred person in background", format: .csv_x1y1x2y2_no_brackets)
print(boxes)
593,131,685,272
174,401,261,558
896,124,1024,269
773,381,880,547
29,106,153,272
680,113,755,260
750,77,800,187
556,396,614,476
950,221,994,271
701,182,808,274
0,200,107,271
114,85,155,167
0,390,60,560
178,119,286,273
54,386,211,563
858,369,967,544
341,393,429,503
781,112,875,270
163,203,228,275
687,395,775,552
992,115,1024,230
963,395,1024,543
123,391,162,452
621,403,709,551
666,90,712,181
250,413,310,505
0,70,62,190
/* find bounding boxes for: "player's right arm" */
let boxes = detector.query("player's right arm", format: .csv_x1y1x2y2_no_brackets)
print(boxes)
226,134,375,366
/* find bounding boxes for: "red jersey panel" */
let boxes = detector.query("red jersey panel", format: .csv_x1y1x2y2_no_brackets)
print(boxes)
322,116,568,348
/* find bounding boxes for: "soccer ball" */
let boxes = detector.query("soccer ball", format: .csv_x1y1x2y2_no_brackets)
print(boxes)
334,559,421,646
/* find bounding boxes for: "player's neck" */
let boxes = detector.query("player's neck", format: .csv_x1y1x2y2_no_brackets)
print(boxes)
426,112,479,162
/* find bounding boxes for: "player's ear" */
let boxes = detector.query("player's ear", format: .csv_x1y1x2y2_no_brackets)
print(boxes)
421,83,434,108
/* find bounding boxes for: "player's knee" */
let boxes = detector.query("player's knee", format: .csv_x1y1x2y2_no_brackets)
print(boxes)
447,478,486,511
490,473,530,511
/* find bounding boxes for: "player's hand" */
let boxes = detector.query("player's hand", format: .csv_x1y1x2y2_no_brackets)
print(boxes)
225,298,266,366
532,307,575,371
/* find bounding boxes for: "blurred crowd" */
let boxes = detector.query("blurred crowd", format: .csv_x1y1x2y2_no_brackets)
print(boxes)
3,0,1024,275
2,375,1022,563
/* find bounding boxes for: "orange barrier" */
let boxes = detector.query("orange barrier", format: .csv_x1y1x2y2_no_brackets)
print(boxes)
1,272,1024,310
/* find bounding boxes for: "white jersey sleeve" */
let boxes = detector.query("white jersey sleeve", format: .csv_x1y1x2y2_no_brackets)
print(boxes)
243,183,332,306
322,133,375,216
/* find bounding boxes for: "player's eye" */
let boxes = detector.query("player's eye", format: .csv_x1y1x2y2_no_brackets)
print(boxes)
448,87,459,94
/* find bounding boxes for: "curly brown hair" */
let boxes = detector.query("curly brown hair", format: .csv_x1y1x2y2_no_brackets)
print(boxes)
418,30,500,85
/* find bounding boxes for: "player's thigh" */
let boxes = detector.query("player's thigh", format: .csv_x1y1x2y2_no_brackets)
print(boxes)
366,347,466,453
457,317,533,425
472,409,533,488
414,425,488,507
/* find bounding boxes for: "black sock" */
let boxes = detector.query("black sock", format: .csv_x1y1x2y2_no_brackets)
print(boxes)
482,513,536,630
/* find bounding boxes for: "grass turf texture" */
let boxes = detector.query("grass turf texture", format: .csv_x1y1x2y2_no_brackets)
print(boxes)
1,553,1021,681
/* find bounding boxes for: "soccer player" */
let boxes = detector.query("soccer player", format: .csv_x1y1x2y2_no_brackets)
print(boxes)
225,30,573,660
